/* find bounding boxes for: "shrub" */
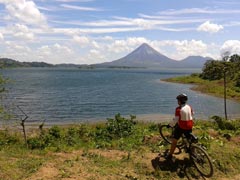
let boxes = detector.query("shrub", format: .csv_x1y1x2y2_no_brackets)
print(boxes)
211,116,237,130
48,126,61,139
106,113,137,138
27,137,46,149
0,130,20,146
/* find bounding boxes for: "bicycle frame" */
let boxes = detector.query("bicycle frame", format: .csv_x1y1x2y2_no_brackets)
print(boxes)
159,124,214,178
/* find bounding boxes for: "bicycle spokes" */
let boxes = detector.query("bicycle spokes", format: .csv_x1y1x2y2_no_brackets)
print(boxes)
190,145,214,178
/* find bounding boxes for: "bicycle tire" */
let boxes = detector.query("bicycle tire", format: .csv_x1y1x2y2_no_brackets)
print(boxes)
159,124,173,144
190,144,214,178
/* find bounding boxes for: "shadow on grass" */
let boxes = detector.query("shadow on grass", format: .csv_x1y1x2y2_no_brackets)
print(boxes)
151,152,207,180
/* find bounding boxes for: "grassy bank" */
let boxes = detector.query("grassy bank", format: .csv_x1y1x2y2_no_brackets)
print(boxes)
0,114,240,180
163,73,240,102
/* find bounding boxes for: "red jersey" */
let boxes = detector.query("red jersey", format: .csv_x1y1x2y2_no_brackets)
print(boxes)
175,104,193,130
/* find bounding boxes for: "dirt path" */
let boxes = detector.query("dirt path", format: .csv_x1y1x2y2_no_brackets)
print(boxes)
25,148,240,180
26,149,132,180
24,149,213,180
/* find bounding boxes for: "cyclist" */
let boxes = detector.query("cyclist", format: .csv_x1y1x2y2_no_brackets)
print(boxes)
165,93,194,160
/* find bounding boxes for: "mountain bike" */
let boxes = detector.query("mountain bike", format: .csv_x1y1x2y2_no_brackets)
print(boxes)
158,124,214,178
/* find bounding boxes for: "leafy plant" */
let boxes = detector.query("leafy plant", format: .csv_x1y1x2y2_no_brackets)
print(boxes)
48,125,62,139
106,113,137,138
27,137,46,149
211,115,237,130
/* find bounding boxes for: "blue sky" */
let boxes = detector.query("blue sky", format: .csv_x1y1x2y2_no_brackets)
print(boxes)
0,0,240,64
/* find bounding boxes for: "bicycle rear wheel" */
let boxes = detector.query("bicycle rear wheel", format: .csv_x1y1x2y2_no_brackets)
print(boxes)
159,124,173,144
190,144,214,178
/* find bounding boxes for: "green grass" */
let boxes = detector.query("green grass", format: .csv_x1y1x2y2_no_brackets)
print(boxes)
0,146,46,179
163,74,240,102
0,115,240,179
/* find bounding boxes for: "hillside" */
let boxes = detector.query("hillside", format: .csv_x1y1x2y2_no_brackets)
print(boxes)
0,58,84,68
0,116,240,180
98,43,178,68
0,58,53,68
97,43,212,68
178,56,211,68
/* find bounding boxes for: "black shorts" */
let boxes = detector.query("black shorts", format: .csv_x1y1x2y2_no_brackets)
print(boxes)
173,124,192,140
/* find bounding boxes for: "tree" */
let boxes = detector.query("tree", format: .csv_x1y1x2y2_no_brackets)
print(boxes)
229,54,240,64
200,60,224,80
229,54,240,87
200,54,240,120
235,73,240,88
201,55,239,82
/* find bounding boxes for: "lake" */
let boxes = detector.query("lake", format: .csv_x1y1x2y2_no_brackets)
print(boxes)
1,68,240,125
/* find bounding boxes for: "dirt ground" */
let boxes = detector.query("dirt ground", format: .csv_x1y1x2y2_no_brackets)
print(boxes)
24,148,240,180
23,133,240,180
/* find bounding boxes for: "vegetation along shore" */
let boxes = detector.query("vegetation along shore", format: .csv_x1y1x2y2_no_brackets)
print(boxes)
0,114,239,180
163,54,240,103
0,55,240,179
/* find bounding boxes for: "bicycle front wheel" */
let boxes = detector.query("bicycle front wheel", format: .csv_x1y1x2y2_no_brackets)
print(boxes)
159,124,173,144
190,144,214,178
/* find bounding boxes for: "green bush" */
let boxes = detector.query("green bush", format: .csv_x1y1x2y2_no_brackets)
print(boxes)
106,113,137,138
48,126,61,139
65,127,79,146
0,130,20,146
211,115,238,130
27,137,46,149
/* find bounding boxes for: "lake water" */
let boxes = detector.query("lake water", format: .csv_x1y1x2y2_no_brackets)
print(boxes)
1,68,240,124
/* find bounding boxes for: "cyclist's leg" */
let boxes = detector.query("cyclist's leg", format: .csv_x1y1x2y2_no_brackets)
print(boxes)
167,125,182,158
183,129,192,139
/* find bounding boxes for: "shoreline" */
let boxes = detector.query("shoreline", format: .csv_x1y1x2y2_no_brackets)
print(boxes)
0,113,174,130
2,112,239,131
161,77,240,103
0,113,219,130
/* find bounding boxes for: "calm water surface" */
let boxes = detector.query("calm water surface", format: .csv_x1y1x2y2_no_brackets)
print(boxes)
1,68,240,124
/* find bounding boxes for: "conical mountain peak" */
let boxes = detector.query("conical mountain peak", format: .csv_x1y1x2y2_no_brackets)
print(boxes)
132,43,159,55
97,43,210,68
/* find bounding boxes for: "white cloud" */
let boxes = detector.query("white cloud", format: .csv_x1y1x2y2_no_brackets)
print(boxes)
220,40,240,56
106,37,148,54
86,49,105,64
36,43,74,64
0,33,4,40
92,41,100,49
1,0,47,27
53,27,143,35
72,35,90,46
60,4,102,11
197,21,223,33
152,39,210,60
1,42,32,61
11,24,35,40
159,8,240,15
100,36,114,41
53,43,72,53
51,15,205,34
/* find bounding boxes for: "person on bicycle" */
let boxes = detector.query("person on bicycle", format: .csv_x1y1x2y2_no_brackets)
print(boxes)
165,93,194,160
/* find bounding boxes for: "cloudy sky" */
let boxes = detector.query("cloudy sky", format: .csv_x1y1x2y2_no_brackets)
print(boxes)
0,0,240,64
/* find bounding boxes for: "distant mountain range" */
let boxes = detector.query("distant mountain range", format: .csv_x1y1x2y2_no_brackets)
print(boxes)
96,43,212,68
0,43,212,69
0,58,80,68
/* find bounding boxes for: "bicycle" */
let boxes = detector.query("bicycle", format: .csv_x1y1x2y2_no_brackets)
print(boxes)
158,124,214,178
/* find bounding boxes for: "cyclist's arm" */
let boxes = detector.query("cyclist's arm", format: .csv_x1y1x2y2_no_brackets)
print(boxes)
169,116,178,127
169,107,180,127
